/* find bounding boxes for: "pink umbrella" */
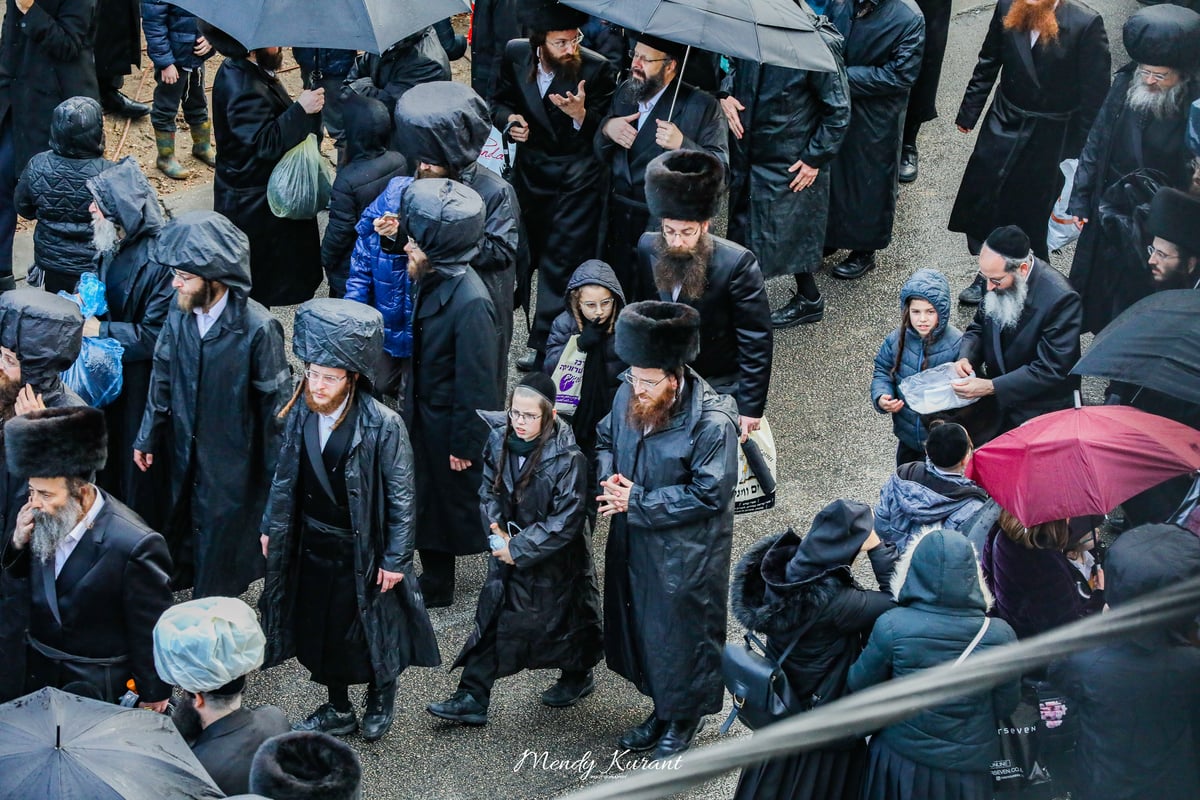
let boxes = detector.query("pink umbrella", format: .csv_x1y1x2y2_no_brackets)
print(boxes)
966,405,1200,527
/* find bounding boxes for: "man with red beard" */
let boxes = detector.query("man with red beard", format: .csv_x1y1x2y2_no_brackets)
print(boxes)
491,0,615,372
949,0,1110,306
597,301,738,760
134,211,289,599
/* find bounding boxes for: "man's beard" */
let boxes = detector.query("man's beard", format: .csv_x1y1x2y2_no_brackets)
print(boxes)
407,250,432,281
627,385,678,433
171,692,204,742
30,494,84,564
92,215,121,256
1002,0,1059,42
0,371,20,421
254,48,284,72
544,48,581,84
416,163,454,180
1126,77,1188,121
983,271,1031,330
176,280,216,313
1155,261,1198,290
653,233,712,300
630,68,666,104
304,381,350,415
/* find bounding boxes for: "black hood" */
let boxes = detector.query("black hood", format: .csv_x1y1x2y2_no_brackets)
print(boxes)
0,289,83,389
399,178,485,267
1106,524,1200,647
49,96,105,159
293,299,384,384
153,211,252,296
87,157,164,244
340,93,393,164
566,259,627,305
393,81,490,173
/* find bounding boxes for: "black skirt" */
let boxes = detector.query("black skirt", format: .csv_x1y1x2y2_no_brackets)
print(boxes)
734,739,867,800
860,738,992,800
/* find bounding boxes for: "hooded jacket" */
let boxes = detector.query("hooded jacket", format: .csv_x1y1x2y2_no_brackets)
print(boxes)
848,530,1020,772
141,0,211,71
874,460,988,552
871,269,964,451
16,97,114,280
345,30,449,124
544,260,628,389
346,177,415,358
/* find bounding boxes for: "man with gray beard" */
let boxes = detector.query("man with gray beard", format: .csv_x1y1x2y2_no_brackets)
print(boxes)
1068,5,1200,333
952,226,1082,439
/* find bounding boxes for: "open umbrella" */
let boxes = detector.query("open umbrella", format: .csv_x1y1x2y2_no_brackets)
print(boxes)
966,404,1200,527
0,687,224,800
170,0,471,53
1072,289,1200,405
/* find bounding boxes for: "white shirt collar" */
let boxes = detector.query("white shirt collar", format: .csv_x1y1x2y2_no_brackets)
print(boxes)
637,84,670,129
55,491,105,578
537,61,555,96
193,289,229,337
317,395,350,451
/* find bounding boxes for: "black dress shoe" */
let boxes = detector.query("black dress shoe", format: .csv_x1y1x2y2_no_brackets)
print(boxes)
360,681,397,742
100,89,150,119
899,144,918,183
516,348,540,372
617,711,667,752
958,273,985,305
652,718,705,761
427,690,488,726
832,251,876,280
292,703,357,736
770,292,825,329
541,670,595,708
418,575,453,608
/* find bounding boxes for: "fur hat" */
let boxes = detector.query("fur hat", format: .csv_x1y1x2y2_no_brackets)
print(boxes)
1123,5,1200,71
1148,187,1200,255
249,732,362,800
615,301,700,371
644,150,725,223
519,0,587,32
5,407,107,480
983,225,1032,260
196,21,249,59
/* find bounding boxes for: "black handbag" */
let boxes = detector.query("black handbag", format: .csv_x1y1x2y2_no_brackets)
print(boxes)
720,631,802,734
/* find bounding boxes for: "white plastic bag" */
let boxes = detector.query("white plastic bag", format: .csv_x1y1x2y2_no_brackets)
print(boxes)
1047,159,1080,253
898,363,980,415
268,134,333,219
734,419,777,515
549,334,587,415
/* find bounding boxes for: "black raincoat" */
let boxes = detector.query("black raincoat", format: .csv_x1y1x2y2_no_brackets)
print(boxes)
211,57,322,307
597,371,739,720
260,300,440,686
825,0,925,253
87,158,174,532
725,20,852,278
470,0,522,102
452,412,602,676
134,213,291,597
346,30,449,134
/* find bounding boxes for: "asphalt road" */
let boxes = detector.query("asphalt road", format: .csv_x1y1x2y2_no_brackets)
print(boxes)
6,1,1134,796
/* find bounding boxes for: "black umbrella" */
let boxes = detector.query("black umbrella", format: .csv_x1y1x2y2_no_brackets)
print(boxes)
0,688,224,800
1072,289,1200,404
171,0,471,53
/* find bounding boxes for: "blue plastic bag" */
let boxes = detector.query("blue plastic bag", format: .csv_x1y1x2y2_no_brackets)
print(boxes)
58,272,109,318
57,273,124,407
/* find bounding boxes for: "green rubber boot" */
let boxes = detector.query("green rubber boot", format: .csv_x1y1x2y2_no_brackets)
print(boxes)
155,130,191,180
190,120,217,167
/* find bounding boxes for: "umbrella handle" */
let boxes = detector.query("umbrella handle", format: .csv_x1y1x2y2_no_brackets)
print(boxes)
1074,389,1082,409
667,45,691,122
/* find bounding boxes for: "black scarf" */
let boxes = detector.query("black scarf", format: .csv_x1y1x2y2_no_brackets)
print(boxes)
506,430,539,457
573,317,612,451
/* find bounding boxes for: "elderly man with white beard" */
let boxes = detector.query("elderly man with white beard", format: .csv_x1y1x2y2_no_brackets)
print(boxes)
952,225,1082,440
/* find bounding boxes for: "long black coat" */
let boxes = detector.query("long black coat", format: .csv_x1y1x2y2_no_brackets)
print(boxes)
825,0,925,252
211,58,322,307
453,413,602,676
346,32,449,128
0,0,99,173
958,258,1082,433
135,294,290,597
948,0,1109,257
470,0,522,103
638,232,773,419
905,0,951,131
726,20,851,278
261,393,441,685
597,372,739,719
93,0,140,76
190,705,290,797
408,267,501,555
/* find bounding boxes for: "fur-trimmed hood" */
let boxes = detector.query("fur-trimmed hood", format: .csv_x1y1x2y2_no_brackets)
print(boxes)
729,530,849,637
890,529,993,611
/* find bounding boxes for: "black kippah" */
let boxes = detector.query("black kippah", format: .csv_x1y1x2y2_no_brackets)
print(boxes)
984,225,1031,260
518,372,556,405
636,33,688,63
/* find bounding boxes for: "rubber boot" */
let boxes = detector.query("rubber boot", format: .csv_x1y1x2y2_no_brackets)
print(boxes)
155,130,192,180
190,120,217,167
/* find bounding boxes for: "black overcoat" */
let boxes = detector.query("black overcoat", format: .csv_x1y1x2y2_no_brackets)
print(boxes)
452,413,602,676
93,0,140,76
905,0,951,131
948,0,1110,257
261,393,441,685
190,705,290,797
596,372,739,720
469,0,522,103
211,57,322,307
825,0,925,252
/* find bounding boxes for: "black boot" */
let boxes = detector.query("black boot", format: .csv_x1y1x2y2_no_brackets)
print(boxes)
292,702,357,736
100,86,150,119
652,718,705,761
617,710,667,752
958,273,986,305
516,348,540,372
540,670,596,708
832,250,876,280
360,681,397,742
427,689,488,726
899,144,918,183
770,292,825,329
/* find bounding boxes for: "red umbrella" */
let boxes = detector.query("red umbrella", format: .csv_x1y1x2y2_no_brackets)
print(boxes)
966,405,1200,527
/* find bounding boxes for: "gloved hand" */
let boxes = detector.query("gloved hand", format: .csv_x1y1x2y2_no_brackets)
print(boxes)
577,317,606,353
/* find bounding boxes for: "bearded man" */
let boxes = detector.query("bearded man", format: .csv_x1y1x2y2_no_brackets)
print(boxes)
952,225,1082,438
949,0,1109,302
1,406,172,710
635,150,772,440
1146,187,1200,291
1068,5,1200,333
597,34,728,300
134,211,290,598
596,301,738,760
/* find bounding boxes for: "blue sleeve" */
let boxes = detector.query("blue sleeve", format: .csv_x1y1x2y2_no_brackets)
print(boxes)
141,0,173,70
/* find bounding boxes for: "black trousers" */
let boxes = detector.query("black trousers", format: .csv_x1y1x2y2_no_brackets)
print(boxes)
151,65,208,133
457,617,590,707
602,196,651,302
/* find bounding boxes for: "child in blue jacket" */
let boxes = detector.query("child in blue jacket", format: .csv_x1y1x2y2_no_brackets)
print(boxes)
142,0,216,179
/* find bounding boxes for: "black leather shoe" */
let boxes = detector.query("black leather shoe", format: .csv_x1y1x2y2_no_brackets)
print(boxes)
516,348,540,372
292,703,357,736
652,718,705,761
101,89,150,119
899,144,918,183
832,251,876,280
617,711,668,752
427,690,488,726
958,273,985,306
541,671,595,708
419,575,453,608
360,681,396,742
770,293,825,328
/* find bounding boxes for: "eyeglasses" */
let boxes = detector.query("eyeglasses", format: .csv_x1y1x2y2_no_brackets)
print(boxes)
0,351,17,370
662,224,701,242
509,409,543,423
304,369,347,387
171,269,200,282
547,33,583,50
580,298,615,313
623,372,668,390
1147,244,1179,260
977,271,1011,288
629,50,672,65
1136,67,1172,83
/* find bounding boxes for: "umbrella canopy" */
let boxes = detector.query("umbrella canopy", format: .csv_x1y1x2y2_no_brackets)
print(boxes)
0,688,224,800
561,0,839,71
1072,290,1200,405
171,0,471,53
966,405,1200,527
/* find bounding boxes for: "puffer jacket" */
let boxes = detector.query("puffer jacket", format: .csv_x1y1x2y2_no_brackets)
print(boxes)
874,460,989,552
871,269,962,451
544,259,627,383
848,530,1020,772
141,0,208,71
15,97,113,280
345,176,415,358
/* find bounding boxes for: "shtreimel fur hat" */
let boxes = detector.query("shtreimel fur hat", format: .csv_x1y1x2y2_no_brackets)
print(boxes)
615,301,701,372
5,406,107,480
644,150,725,223
250,731,362,800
